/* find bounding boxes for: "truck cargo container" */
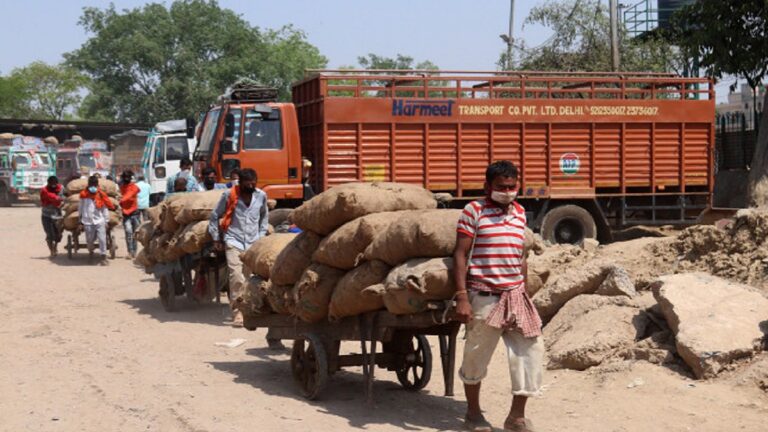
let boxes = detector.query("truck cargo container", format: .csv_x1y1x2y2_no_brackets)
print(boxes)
195,71,715,243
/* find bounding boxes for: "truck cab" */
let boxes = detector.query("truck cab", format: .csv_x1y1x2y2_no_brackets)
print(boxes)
193,85,306,205
142,120,197,204
0,135,56,205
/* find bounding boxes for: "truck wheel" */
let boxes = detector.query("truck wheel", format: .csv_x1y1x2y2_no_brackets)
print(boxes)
540,205,597,245
0,187,10,207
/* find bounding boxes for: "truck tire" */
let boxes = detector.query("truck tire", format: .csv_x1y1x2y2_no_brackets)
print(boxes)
0,186,11,207
540,204,597,245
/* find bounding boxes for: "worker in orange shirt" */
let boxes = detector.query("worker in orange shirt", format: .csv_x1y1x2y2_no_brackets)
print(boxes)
119,170,141,259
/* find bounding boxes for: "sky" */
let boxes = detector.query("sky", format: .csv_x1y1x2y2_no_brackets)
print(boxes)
0,0,733,100
0,0,548,72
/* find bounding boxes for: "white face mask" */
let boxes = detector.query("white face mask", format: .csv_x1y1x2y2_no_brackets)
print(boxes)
491,190,517,205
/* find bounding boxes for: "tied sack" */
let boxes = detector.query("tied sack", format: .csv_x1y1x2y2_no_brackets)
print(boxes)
135,221,154,248
266,282,295,315
233,275,272,318
291,182,437,235
133,248,156,269
270,231,322,286
146,203,164,229
178,220,212,254
328,260,390,320
363,209,461,266
292,264,345,323
240,233,297,279
65,178,119,197
381,257,456,315
170,190,225,225
313,211,405,270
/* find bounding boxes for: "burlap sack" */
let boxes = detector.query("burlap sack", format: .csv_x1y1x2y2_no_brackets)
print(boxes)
108,211,121,227
63,212,80,231
240,233,297,279
291,182,437,235
363,209,461,266
178,220,212,254
233,275,272,317
270,231,322,286
382,257,455,315
266,283,295,315
146,203,164,228
313,211,405,270
328,260,390,320
292,264,345,323
136,221,154,248
133,248,156,269
62,209,120,230
63,195,119,216
149,231,185,263
65,178,119,197
171,190,226,225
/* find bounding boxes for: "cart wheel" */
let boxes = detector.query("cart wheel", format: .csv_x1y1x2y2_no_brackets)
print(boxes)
395,335,432,391
66,234,73,259
291,333,328,400
159,276,176,312
108,234,116,260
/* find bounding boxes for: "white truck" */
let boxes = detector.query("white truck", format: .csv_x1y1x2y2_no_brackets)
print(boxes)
112,120,196,205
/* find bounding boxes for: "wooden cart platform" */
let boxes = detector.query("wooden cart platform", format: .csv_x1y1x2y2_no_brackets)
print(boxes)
243,306,459,402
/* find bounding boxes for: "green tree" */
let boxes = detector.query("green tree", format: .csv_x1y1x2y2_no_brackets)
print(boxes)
9,62,87,120
506,0,683,73
66,0,326,123
357,53,438,71
672,0,767,97
0,74,30,118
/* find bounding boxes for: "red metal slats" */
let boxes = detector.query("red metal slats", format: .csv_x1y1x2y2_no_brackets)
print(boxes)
326,124,359,186
654,124,681,185
360,124,391,183
594,124,621,187
427,124,458,190
460,124,491,188
624,124,652,185
523,124,547,187
394,124,425,184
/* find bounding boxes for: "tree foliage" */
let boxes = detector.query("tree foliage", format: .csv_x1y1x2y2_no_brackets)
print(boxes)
0,74,30,118
357,53,438,71
66,0,326,123
506,0,684,73
0,62,86,120
672,0,768,91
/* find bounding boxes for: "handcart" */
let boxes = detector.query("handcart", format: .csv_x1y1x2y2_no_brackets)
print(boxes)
64,224,117,259
243,303,460,402
155,248,229,312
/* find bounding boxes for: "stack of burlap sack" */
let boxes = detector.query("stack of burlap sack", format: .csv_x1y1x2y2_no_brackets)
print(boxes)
133,191,224,270
61,178,121,231
235,182,538,324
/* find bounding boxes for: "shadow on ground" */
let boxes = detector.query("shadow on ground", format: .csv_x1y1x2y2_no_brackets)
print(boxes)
209,348,465,431
121,297,231,326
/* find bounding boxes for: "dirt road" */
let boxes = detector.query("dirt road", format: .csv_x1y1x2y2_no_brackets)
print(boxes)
1,207,766,431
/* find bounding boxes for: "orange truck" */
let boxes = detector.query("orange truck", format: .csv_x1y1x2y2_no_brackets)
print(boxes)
193,70,714,243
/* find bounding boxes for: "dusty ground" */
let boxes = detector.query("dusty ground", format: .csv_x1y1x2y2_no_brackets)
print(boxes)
1,206,767,432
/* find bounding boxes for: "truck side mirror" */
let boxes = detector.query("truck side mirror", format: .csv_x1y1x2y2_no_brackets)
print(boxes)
186,118,196,139
224,113,235,139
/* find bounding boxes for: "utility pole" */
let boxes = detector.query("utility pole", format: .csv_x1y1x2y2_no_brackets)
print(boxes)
500,0,515,70
507,0,515,70
610,0,620,71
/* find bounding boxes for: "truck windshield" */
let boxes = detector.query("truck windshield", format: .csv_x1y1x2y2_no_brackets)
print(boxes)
37,153,51,166
78,153,96,168
165,136,189,160
13,153,32,167
243,109,282,150
196,109,221,153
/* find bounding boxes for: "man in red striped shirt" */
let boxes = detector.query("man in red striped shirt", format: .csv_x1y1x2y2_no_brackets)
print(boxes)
453,160,544,432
